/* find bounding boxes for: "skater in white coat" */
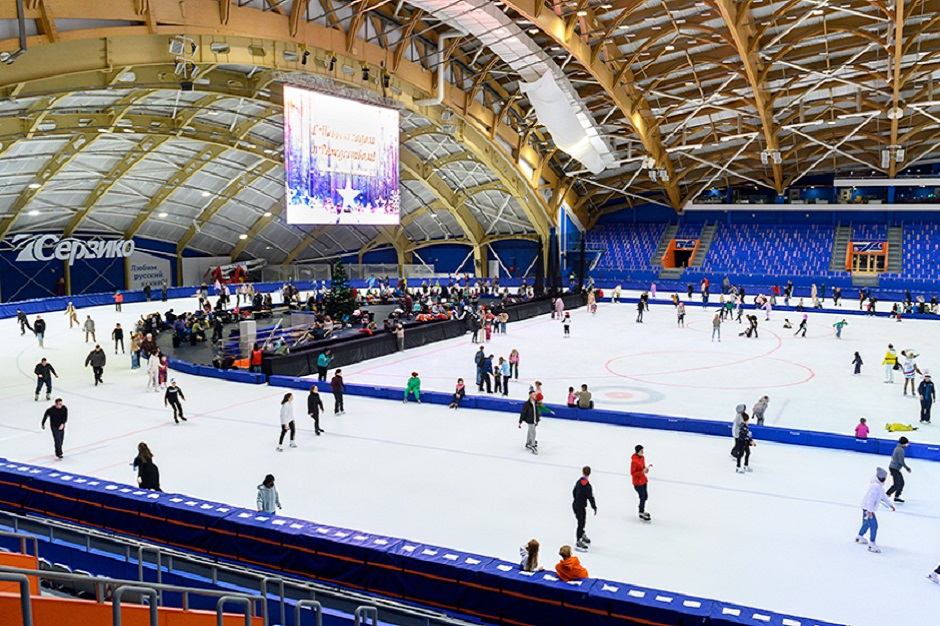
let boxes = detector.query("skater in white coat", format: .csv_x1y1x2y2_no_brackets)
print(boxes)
855,467,895,553
146,349,161,392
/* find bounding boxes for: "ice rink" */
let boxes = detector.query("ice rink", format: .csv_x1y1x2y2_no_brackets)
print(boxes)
2,296,940,626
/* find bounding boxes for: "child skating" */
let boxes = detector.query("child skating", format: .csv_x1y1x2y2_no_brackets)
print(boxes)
853,352,863,376
562,312,571,338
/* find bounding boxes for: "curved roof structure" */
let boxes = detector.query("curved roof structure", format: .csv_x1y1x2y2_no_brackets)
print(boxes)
0,0,935,264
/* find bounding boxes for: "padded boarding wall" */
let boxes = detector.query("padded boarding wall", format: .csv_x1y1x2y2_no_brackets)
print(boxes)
0,459,841,626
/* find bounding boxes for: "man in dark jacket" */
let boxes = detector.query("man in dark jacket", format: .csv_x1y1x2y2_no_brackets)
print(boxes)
84,344,107,385
41,398,68,460
518,391,539,454
572,466,598,552
34,358,58,401
307,386,324,436
919,372,936,424
473,346,485,386
164,379,186,424
17,309,31,335
479,354,493,393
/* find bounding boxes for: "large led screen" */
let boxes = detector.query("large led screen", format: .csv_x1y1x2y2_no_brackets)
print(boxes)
283,86,400,225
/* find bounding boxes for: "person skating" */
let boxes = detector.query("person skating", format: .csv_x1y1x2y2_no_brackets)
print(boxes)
449,378,466,409
919,372,936,424
34,316,46,347
562,312,571,338
731,403,746,457
495,357,508,396
885,437,912,502
509,349,520,379
572,466,597,551
132,442,161,491
739,314,758,338
17,309,32,335
518,391,539,454
833,319,848,339
83,315,96,343
113,290,123,312
146,348,161,392
901,351,922,397
41,398,68,460
794,314,808,338
636,300,644,323
855,467,895,553
276,393,296,451
316,349,333,381
883,344,898,383
711,313,721,342
164,379,186,424
555,545,589,581
479,354,493,393
84,344,106,385
34,358,58,401
404,372,421,403
112,323,125,354
752,395,770,426
733,414,756,473
676,301,686,327
330,369,345,417
631,445,652,521
158,355,169,388
853,351,863,376
473,346,485,388
307,385,324,435
64,303,79,328
257,474,281,514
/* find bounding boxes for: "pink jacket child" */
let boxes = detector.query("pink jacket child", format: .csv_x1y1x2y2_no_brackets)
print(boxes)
855,418,870,439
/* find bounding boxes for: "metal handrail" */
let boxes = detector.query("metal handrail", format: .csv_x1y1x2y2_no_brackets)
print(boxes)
354,605,379,625
0,565,263,623
0,530,39,559
113,586,158,626
216,595,253,626
136,545,163,605
0,572,33,626
261,576,286,626
0,510,478,626
295,599,323,626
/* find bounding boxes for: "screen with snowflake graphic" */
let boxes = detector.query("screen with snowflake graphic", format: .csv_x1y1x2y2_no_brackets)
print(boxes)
283,86,400,225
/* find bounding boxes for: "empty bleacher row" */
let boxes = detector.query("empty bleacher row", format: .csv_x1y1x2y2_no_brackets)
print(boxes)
701,224,835,277
851,223,888,241
587,222,665,270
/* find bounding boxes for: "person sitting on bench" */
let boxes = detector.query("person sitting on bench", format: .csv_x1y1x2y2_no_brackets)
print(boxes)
575,384,594,409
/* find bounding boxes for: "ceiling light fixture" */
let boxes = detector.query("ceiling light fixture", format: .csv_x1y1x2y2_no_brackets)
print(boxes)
576,9,588,16
28,210,39,216
27,183,40,189
665,44,675,51
239,234,248,240
528,27,539,35
158,212,168,218
263,211,272,217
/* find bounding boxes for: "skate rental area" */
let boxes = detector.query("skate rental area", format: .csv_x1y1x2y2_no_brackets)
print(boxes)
1,295,939,626
5,2,940,625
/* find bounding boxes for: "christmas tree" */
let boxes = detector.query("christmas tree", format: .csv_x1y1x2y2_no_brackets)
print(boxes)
324,261,357,321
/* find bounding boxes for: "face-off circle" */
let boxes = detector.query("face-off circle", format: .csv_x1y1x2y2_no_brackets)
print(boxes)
588,385,665,407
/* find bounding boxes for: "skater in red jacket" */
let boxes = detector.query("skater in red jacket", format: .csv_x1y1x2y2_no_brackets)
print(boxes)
631,445,652,521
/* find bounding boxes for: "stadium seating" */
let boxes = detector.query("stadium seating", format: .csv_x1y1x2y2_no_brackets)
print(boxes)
587,223,666,270
851,223,887,241
700,224,835,277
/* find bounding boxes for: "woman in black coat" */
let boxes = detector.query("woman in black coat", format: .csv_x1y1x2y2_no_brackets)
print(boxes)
133,442,162,491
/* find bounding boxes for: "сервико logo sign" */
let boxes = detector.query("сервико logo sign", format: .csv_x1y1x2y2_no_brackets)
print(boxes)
13,234,135,266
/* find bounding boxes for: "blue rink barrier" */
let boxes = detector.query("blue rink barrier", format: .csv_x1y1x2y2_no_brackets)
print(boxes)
167,358,266,384
267,376,940,463
0,458,842,626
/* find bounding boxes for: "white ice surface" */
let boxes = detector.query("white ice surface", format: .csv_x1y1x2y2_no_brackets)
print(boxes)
2,297,939,626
